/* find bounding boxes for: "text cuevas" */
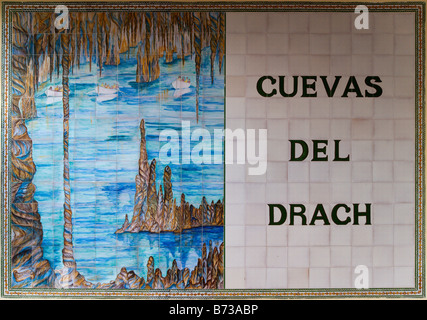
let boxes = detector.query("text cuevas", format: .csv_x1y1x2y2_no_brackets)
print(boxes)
257,75,383,98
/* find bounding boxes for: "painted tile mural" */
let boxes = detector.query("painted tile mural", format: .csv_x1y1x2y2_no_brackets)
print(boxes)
2,1,426,300
4,6,225,292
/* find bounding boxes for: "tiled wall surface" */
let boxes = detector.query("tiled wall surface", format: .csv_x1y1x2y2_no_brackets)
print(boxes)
225,12,416,289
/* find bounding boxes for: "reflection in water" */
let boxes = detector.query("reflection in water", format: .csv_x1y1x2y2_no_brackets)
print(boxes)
46,96,62,105
96,93,118,103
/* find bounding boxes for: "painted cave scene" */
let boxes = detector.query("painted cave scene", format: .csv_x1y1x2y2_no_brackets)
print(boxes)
11,10,225,289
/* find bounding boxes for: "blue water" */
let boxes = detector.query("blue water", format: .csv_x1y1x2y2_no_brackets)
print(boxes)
27,48,224,283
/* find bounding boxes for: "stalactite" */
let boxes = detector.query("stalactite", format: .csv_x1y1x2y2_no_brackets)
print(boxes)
75,12,83,69
106,12,121,65
69,18,76,74
48,13,56,82
145,12,152,67
193,12,202,123
218,12,225,74
119,13,128,54
31,13,54,90
55,36,60,79
87,13,96,72
164,14,174,63
209,12,219,84
96,12,106,76
177,13,185,65
32,13,42,90
136,12,160,83
126,13,132,59
201,12,210,50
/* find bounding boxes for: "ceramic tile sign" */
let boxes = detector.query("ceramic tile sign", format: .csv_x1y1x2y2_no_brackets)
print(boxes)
0,2,424,299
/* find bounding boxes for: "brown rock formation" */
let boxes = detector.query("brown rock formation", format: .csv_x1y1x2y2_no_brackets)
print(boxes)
10,11,54,288
55,27,92,289
116,119,224,234
99,242,224,289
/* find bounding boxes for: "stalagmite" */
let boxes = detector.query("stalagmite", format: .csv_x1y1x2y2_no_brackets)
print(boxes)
146,159,158,232
116,119,149,233
156,185,165,231
56,25,92,289
202,197,208,224
162,165,174,230
116,119,224,234
60,29,75,270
